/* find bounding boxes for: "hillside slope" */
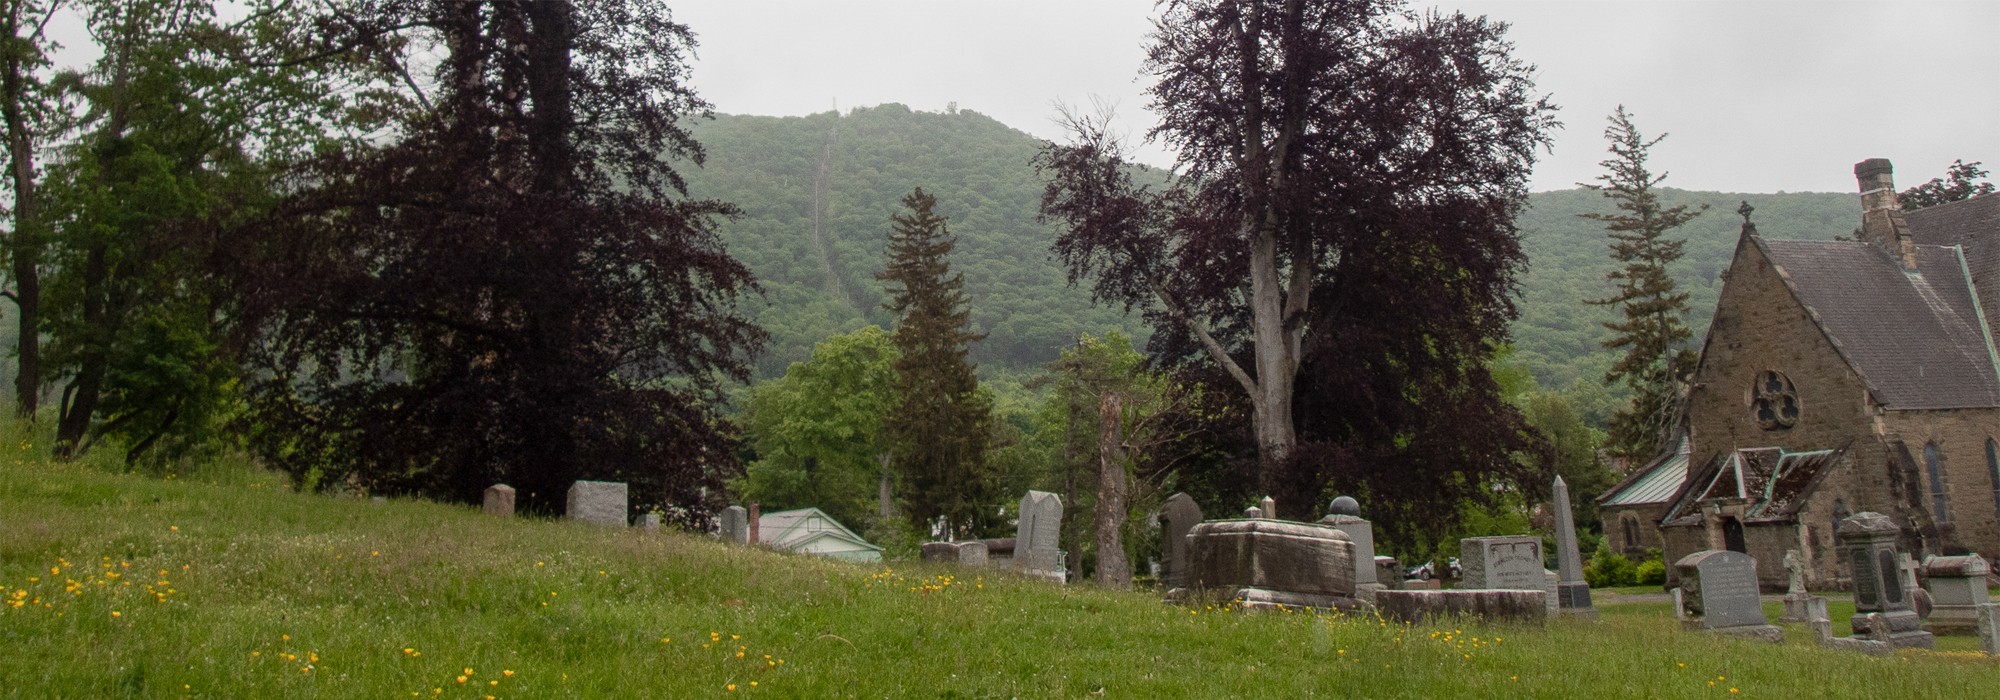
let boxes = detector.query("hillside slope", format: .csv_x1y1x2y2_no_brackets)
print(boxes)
5,443,1998,696
684,105,1864,391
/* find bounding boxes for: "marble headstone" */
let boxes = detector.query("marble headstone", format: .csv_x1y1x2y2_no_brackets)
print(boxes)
1460,536,1544,590
1160,493,1204,588
718,505,749,545
1673,550,1778,642
483,484,516,517
1017,490,1064,580
565,480,627,527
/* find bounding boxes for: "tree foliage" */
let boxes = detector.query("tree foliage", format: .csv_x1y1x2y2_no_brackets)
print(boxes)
740,325,898,531
1037,0,1556,536
232,0,761,521
1900,159,1996,210
1580,106,1702,461
876,187,994,537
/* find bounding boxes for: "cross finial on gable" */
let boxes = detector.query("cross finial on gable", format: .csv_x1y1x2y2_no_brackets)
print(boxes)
1737,201,1758,236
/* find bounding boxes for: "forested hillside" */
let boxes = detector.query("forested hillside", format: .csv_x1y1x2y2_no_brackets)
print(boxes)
685,104,1864,396
682,104,1148,377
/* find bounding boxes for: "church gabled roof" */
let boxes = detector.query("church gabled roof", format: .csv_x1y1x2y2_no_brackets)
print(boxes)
1598,436,1689,507
1659,443,1850,526
1755,236,2000,409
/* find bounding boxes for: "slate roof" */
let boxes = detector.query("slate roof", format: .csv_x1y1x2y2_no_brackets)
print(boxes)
1599,436,1690,507
1909,194,2000,330
1756,237,2000,409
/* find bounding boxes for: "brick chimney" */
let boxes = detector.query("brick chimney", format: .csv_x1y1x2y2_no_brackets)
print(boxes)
1855,158,1917,270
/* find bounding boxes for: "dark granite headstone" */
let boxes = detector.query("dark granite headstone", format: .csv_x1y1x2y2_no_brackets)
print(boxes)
1160,493,1204,588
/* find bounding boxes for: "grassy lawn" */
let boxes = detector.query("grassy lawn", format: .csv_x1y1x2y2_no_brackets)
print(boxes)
5,435,1999,697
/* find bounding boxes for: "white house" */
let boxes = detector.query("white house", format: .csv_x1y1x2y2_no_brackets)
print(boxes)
757,507,883,562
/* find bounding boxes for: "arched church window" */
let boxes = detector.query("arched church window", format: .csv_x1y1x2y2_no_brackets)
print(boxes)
1986,438,2000,519
1751,370,1800,430
1622,517,1640,551
1926,442,1950,523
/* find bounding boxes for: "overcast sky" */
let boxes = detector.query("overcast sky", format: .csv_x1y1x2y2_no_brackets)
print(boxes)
672,0,1998,194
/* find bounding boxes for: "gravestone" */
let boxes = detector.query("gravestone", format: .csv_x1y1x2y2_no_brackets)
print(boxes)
921,541,990,566
1459,536,1543,590
1160,493,1204,588
638,513,661,531
1673,549,1782,643
1258,496,1276,521
1375,589,1545,625
483,484,516,517
1016,491,1064,582
566,480,627,527
1806,596,1833,644
1373,557,1402,590
956,540,989,566
1922,554,1991,634
1180,519,1357,610
1244,506,1263,519
1780,549,1818,623
1543,570,1560,617
1550,476,1595,618
1317,495,1380,601
1839,512,1934,648
1978,603,2000,656
717,505,749,545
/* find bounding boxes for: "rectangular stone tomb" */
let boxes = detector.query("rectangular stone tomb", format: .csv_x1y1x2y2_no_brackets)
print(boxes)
566,480,628,527
1460,536,1544,590
1180,519,1357,610
921,541,989,566
1374,590,1547,626
1923,554,1991,635
1673,550,1781,643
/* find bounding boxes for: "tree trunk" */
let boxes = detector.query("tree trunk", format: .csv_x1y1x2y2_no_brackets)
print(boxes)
53,245,106,458
2,1,40,417
1094,392,1132,590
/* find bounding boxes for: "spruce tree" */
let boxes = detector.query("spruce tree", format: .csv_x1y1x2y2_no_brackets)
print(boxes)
1582,106,1703,462
876,187,995,537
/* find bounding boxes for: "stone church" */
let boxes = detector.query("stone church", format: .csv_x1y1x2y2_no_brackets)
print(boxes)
1597,159,2000,590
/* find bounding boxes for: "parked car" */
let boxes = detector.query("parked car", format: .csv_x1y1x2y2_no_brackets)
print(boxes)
1407,557,1463,580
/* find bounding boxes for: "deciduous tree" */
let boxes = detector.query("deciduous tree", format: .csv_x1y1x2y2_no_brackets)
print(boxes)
740,325,898,530
1037,0,1556,509
1901,159,1996,210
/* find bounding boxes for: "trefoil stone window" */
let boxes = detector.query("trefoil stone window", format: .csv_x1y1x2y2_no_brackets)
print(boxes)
1750,370,1800,430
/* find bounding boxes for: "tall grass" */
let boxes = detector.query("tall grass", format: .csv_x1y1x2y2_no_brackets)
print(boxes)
3,433,1997,698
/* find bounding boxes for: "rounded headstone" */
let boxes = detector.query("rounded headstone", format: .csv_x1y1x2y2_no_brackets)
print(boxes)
1329,496,1360,517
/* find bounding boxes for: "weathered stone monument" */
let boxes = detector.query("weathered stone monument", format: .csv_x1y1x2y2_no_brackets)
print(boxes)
1460,536,1544,590
566,480,627,527
1779,549,1820,623
717,505,749,545
1805,596,1833,644
638,513,661,531
1551,475,1595,618
1921,554,1991,634
1317,495,1382,601
1180,518,1358,610
1258,496,1276,520
1837,512,1934,649
1016,490,1064,582
1672,550,1782,643
1375,589,1546,625
1977,603,2000,656
483,484,515,517
921,541,990,566
1159,493,1204,589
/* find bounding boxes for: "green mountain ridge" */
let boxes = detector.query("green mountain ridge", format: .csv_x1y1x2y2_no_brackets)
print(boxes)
683,104,1864,395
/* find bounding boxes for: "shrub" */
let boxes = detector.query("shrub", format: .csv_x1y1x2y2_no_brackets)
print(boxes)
1585,536,1637,587
1635,553,1667,586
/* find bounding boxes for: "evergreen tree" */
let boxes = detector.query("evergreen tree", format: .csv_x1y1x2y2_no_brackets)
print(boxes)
876,187,995,537
1582,106,1703,461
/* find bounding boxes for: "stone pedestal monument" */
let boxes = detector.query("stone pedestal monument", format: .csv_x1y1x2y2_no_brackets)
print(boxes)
1838,512,1934,649
1779,549,1823,623
1317,495,1383,603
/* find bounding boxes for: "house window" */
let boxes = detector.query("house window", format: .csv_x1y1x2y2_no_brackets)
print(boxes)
1750,370,1800,430
1925,442,1950,523
1987,438,2000,518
